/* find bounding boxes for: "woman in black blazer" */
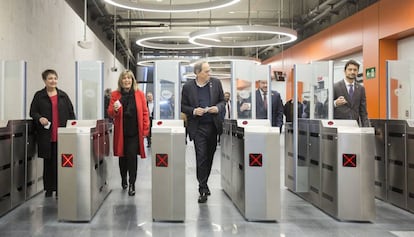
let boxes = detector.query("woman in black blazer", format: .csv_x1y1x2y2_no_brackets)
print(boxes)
30,69,76,198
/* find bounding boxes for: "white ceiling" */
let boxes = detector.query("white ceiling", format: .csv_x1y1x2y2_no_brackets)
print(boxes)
80,0,379,67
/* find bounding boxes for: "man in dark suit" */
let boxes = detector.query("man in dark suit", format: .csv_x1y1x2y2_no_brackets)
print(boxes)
333,59,369,127
256,80,284,130
181,62,225,203
146,92,154,147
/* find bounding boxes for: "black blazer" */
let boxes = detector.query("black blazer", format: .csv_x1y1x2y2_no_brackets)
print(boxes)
30,88,76,159
181,78,225,140
256,89,284,127
333,80,369,127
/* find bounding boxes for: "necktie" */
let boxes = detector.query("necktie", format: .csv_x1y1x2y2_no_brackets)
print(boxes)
349,84,354,99
263,92,268,110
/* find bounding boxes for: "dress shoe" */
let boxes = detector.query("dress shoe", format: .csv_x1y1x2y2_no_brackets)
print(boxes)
198,193,208,203
122,179,128,190
45,191,53,197
128,184,135,196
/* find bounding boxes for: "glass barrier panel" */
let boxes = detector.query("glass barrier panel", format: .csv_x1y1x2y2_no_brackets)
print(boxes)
76,61,104,119
0,60,26,120
387,60,413,119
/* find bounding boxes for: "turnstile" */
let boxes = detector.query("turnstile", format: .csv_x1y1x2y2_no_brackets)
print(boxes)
284,122,294,191
152,120,185,222
221,119,280,221
0,120,12,216
370,119,414,213
370,119,387,200
288,119,375,221
297,119,309,193
307,119,321,206
319,120,375,221
407,120,414,212
386,120,406,209
0,120,43,217
57,120,112,222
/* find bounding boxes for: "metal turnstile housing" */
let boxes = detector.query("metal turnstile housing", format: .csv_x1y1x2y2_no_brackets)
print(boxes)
297,119,309,193
386,120,407,209
0,120,43,217
58,120,112,222
152,120,185,222
406,120,414,212
370,119,387,200
222,119,280,221
307,119,321,206
284,122,295,191
320,120,375,221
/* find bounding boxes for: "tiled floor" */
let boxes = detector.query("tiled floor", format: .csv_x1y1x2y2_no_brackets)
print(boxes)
1,137,414,237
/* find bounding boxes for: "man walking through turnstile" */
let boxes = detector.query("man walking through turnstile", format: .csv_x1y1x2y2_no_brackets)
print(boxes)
181,62,225,203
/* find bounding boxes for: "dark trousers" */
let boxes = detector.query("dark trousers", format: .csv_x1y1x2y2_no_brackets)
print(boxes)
147,118,153,145
44,142,58,192
193,123,218,194
119,135,139,185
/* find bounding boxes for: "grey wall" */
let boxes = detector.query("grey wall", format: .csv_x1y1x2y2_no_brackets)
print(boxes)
0,0,124,118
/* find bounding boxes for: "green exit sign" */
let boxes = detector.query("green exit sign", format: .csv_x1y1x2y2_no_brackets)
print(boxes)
365,67,376,79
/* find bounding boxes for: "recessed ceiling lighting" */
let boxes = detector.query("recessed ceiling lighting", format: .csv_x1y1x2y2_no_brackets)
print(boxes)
136,32,210,50
104,0,240,13
189,25,297,48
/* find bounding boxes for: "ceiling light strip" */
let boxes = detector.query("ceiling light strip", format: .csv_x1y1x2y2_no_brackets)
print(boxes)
104,0,240,13
189,25,297,48
136,32,210,50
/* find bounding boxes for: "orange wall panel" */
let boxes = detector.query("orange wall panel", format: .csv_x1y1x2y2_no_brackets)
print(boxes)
264,0,414,119
379,0,414,38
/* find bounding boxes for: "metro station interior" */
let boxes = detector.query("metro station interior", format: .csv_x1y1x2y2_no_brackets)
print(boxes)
1,0,414,236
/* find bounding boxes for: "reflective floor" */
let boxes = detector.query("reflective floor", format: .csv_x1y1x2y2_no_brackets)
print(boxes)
1,136,414,237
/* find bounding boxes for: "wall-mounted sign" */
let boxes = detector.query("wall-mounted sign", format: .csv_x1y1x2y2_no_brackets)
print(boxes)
365,67,376,79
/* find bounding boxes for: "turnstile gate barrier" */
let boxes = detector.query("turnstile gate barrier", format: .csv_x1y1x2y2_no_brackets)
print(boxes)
0,120,43,217
319,120,375,221
58,120,112,222
222,119,280,221
370,119,414,213
152,120,185,222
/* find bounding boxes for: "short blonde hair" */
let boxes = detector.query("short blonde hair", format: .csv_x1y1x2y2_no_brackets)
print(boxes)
117,70,138,91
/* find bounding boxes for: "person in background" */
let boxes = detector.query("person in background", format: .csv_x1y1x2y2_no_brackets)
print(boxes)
224,92,231,119
107,70,149,196
30,69,76,198
146,92,154,148
104,88,112,120
256,80,284,131
333,59,369,127
181,62,225,203
283,99,303,122
313,95,324,118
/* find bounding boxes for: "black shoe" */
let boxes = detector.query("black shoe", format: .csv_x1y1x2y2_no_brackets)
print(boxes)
122,179,128,190
128,184,135,196
198,193,208,203
45,191,52,197
206,190,211,196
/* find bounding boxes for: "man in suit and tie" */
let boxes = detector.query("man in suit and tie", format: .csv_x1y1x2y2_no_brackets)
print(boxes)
181,62,225,203
256,80,284,130
333,59,369,127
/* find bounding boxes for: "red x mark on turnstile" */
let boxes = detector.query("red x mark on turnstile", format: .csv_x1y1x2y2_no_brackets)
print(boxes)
249,153,263,167
342,153,357,167
156,154,168,167
62,154,74,167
